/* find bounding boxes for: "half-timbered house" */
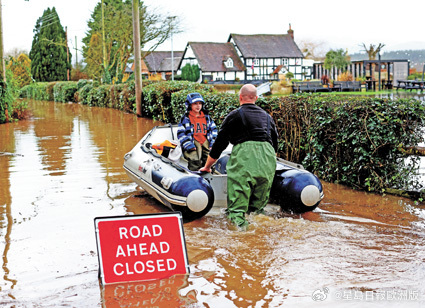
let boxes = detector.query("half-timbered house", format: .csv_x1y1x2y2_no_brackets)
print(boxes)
228,27,305,81
178,42,246,83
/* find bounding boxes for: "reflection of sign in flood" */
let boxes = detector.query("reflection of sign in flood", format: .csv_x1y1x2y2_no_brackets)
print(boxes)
102,275,197,308
94,212,189,284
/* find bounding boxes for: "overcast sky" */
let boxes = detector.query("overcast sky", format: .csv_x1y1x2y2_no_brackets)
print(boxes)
2,0,424,64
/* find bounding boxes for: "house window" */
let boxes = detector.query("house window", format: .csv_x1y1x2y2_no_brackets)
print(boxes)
282,58,288,66
225,58,234,68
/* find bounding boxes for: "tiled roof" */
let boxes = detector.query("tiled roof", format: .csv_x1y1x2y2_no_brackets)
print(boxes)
229,34,304,58
143,51,184,72
130,59,149,74
188,42,246,72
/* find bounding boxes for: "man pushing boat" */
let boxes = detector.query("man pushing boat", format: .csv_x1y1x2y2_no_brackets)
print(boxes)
200,84,279,229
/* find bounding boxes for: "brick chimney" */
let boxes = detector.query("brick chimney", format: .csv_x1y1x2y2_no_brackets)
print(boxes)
287,23,294,39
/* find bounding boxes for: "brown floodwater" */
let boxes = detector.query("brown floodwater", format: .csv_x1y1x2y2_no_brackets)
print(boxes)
0,100,424,307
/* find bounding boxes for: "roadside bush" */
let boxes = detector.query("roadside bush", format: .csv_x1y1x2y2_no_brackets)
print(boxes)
77,79,92,90
53,82,78,103
20,82,54,101
77,83,94,105
119,81,135,112
407,72,423,80
0,79,12,123
1,70,30,123
110,84,125,109
276,94,425,192
89,85,110,107
18,81,425,195
337,72,354,81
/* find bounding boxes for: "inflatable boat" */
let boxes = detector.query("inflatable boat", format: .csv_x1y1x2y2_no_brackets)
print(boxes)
123,124,324,221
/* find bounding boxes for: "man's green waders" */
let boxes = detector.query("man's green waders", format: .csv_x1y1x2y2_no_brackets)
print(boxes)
226,141,276,226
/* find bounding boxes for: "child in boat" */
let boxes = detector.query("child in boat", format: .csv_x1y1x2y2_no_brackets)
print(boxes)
177,93,217,171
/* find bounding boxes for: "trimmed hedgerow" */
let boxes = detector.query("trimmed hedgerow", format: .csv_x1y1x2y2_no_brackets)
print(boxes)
53,82,79,103
18,81,425,195
272,94,425,192
20,82,56,101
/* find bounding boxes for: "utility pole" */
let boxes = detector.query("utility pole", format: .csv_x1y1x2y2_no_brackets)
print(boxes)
101,0,107,78
0,0,29,80
378,53,381,91
167,16,176,81
132,0,142,116
0,0,30,82
66,26,69,81
0,0,5,80
75,36,77,67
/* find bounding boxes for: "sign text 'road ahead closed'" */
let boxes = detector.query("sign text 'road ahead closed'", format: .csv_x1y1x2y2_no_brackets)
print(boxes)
95,213,189,284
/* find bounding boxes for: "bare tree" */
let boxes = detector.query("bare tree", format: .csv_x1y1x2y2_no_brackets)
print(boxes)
361,43,385,60
83,0,182,83
361,43,385,82
5,48,29,59
297,39,328,61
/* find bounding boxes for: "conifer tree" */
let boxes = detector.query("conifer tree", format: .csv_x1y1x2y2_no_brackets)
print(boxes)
181,64,200,82
29,7,71,82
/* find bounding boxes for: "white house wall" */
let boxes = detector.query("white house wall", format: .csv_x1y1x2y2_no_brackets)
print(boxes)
202,71,245,82
180,45,198,67
247,57,306,80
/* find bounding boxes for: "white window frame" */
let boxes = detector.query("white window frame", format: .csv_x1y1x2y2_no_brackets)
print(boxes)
225,58,234,68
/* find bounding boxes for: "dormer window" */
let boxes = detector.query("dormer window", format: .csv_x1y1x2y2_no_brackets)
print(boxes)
224,57,234,68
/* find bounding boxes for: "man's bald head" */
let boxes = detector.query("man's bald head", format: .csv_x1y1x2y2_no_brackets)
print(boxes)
239,84,258,105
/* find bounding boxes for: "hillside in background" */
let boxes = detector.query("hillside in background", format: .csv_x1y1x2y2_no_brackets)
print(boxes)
350,49,425,71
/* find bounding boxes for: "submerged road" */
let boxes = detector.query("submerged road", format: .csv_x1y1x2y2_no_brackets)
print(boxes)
0,99,424,307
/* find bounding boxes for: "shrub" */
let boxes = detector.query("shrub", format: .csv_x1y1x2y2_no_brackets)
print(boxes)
19,81,425,195
407,72,424,80
77,79,92,90
285,71,294,80
77,83,94,105
0,79,12,123
282,94,425,192
20,82,53,100
53,82,78,103
337,72,354,81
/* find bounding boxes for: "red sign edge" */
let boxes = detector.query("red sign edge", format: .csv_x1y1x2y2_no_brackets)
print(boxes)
94,211,190,285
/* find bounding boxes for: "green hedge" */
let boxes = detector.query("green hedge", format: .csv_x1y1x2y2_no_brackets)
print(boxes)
0,80,11,123
273,94,425,192
20,82,56,101
53,82,79,103
1,70,26,123
17,80,425,195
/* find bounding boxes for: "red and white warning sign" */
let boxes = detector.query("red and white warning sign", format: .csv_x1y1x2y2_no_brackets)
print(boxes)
94,212,189,284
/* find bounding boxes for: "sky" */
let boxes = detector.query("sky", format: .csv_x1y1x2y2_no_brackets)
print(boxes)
2,0,425,65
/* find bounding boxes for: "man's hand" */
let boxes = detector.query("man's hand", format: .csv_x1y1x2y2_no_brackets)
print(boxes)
199,166,211,173
199,155,217,174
